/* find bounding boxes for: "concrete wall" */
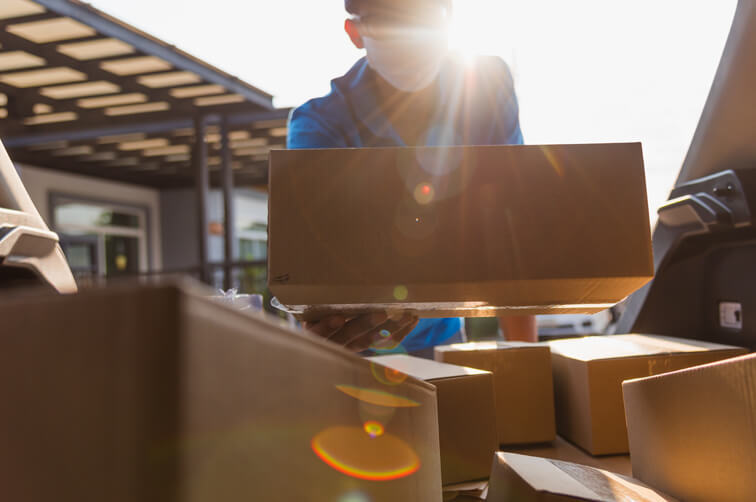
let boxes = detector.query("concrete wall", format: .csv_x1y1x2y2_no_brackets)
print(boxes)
19,164,163,270
159,187,269,271
159,188,200,271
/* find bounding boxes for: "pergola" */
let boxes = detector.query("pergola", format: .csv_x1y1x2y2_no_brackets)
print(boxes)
0,0,290,287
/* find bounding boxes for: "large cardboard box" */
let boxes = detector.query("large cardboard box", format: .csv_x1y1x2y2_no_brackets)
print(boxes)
367,354,497,485
0,282,443,501
623,353,756,502
434,341,555,445
268,143,653,321
548,334,746,455
487,452,677,501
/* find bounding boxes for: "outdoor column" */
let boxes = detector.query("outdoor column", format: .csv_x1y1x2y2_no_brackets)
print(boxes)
220,116,236,290
193,115,210,284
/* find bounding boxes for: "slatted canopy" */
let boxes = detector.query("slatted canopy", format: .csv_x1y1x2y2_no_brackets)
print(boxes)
0,0,289,188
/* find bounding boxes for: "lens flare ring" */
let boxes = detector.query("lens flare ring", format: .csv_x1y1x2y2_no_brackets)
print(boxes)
311,426,421,481
363,421,385,438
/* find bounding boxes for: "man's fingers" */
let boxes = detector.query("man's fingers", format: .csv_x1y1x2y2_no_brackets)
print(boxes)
344,315,418,352
327,312,388,345
305,315,347,339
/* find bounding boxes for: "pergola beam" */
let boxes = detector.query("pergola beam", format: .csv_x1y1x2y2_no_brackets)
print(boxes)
33,0,274,110
0,29,199,116
2,109,289,148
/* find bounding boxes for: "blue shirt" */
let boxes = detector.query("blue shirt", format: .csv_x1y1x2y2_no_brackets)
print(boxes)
287,54,523,352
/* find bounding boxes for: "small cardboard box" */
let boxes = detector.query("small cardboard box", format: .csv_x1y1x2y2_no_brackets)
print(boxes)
623,353,756,502
0,282,443,501
268,143,653,321
434,341,555,445
368,354,497,485
487,452,678,501
548,334,746,455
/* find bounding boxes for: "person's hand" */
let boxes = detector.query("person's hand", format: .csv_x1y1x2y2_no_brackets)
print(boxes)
305,312,418,352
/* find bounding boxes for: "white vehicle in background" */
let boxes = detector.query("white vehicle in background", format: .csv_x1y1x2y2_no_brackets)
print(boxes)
537,310,613,339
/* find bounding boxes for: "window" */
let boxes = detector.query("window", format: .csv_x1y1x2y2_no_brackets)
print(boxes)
236,221,267,295
52,196,149,280
239,237,267,261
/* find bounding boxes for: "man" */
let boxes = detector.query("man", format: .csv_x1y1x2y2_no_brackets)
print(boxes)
287,0,537,352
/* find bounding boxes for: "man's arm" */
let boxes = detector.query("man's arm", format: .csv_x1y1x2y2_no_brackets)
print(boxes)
499,315,538,342
287,101,349,149
286,100,418,350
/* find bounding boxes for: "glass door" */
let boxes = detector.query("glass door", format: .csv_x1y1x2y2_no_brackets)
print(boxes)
52,197,148,281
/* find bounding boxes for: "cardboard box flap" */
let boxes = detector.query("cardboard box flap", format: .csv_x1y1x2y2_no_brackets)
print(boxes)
491,453,677,502
623,351,756,385
369,354,489,381
549,334,742,362
501,453,601,499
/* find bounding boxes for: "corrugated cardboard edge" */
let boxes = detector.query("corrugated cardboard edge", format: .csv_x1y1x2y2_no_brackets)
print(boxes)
549,335,746,362
367,354,491,382
622,351,754,386
435,342,551,354
275,301,620,321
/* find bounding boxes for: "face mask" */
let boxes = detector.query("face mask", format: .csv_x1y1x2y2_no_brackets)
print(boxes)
363,30,448,92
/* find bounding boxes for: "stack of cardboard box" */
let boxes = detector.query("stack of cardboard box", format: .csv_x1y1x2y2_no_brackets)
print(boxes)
265,143,755,499
448,337,752,501
547,334,746,455
3,279,753,501
428,334,749,500
6,140,754,500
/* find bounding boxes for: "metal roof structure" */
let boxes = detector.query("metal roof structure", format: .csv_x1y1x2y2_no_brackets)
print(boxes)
0,0,289,188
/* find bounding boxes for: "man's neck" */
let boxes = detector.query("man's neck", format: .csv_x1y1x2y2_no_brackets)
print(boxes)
373,71,440,146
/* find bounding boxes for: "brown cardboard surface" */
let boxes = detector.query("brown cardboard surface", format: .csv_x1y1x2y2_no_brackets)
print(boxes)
0,281,443,501
268,143,653,320
548,335,746,455
623,353,756,502
368,354,498,485
487,452,677,501
434,341,556,445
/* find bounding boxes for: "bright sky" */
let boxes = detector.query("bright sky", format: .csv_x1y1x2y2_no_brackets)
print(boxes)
89,0,737,221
